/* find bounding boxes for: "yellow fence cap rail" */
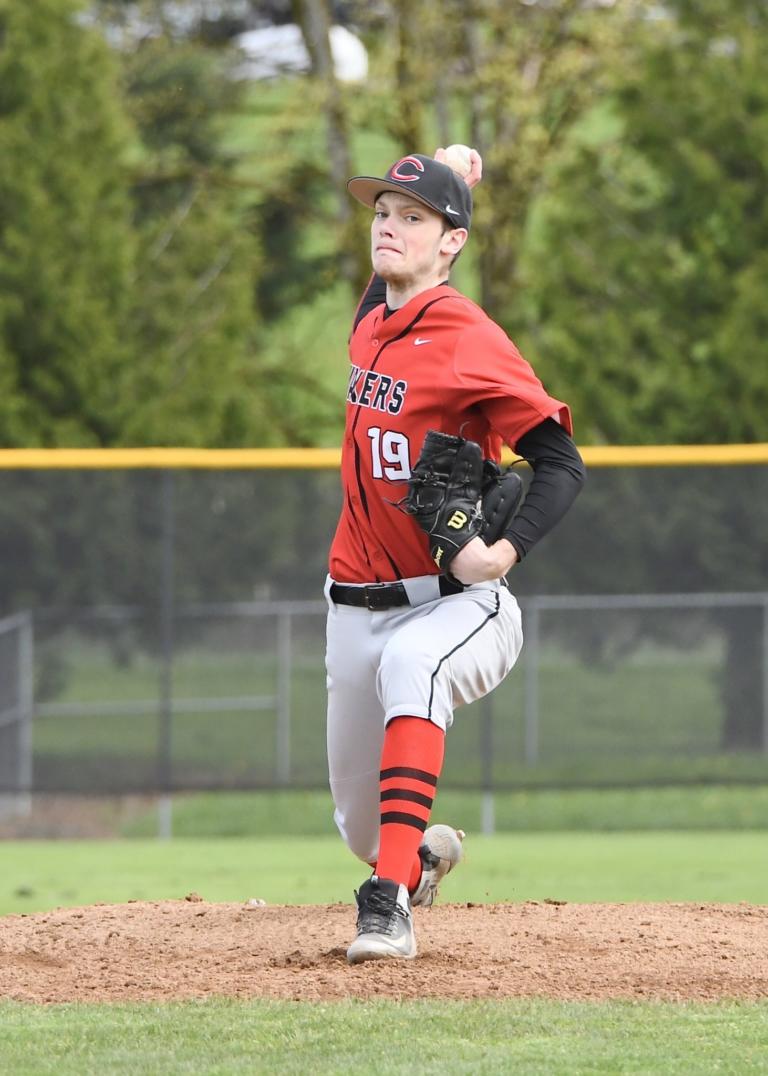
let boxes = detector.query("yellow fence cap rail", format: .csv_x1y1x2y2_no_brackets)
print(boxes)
0,443,766,469
577,443,768,467
0,448,342,469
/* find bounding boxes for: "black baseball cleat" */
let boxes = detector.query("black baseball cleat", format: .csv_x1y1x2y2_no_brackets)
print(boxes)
346,875,417,964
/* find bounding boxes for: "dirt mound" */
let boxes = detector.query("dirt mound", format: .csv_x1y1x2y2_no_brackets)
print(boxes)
1,899,766,1004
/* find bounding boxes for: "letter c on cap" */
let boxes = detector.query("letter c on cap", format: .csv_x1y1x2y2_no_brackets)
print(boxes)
390,156,424,182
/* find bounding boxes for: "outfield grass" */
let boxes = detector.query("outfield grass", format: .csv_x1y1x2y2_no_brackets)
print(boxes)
120,784,768,838
2,831,766,917
1,998,767,1075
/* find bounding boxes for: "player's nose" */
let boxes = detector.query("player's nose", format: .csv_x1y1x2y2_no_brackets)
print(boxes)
375,216,396,238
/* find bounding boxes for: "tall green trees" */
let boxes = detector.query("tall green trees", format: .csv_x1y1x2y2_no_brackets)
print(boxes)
3,1,765,451
116,34,260,446
520,0,768,445
0,0,263,448
459,0,630,321
0,0,134,445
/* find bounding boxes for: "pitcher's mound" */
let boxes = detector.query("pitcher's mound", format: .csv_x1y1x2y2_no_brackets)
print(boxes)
2,899,766,1004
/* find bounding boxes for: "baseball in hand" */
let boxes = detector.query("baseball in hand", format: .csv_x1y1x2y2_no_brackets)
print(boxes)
442,144,473,178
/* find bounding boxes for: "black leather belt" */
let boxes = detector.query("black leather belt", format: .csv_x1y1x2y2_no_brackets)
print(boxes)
330,577,464,611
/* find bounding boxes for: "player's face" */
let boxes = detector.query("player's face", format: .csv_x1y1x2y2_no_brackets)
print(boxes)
371,192,465,288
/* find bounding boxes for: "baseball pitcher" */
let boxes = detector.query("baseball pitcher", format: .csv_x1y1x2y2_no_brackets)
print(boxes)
325,149,586,963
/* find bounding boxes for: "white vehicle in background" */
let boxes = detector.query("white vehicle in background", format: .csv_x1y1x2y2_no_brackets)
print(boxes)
84,1,369,83
234,23,368,82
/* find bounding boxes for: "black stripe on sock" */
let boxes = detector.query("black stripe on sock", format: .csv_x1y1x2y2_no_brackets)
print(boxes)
380,766,438,786
380,788,433,809
380,812,428,832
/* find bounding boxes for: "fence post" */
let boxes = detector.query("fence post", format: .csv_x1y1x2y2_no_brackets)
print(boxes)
524,601,540,766
276,608,292,785
763,597,768,754
480,693,495,835
157,469,175,839
16,612,34,815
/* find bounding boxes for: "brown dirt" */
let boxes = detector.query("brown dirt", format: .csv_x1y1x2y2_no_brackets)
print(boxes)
1,898,767,1004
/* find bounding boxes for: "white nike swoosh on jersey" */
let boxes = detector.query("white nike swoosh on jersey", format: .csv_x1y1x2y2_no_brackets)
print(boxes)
414,338,432,346
444,204,460,215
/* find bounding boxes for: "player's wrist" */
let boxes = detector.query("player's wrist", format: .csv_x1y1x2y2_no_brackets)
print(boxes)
478,538,517,580
449,536,509,584
495,538,520,571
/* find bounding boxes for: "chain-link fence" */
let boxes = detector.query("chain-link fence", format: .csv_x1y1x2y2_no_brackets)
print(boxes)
0,455,766,798
28,600,325,794
12,592,768,797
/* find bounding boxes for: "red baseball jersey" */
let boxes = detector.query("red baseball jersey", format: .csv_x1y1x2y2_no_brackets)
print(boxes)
329,284,572,584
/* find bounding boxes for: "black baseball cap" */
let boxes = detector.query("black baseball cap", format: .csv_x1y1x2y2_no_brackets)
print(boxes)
347,154,472,232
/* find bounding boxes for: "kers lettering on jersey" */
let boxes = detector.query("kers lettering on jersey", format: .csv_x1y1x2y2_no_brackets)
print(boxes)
346,365,407,414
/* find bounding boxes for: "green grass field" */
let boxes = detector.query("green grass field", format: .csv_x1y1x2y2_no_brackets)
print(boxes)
2,831,768,1075
3,830,767,915
13,634,768,1073
2,997,767,1076
14,628,768,1074
2,829,768,1074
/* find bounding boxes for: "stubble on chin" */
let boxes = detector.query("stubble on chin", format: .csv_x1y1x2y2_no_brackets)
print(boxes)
378,269,412,290
372,258,412,290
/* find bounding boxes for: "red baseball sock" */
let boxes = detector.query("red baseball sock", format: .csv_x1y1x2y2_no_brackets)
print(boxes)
375,716,445,891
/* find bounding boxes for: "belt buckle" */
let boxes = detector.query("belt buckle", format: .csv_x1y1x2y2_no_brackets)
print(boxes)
364,583,391,611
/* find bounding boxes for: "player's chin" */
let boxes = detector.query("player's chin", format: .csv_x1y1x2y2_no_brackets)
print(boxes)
373,260,408,286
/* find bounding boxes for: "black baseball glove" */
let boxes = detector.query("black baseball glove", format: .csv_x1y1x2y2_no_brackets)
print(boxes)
480,460,524,545
400,430,485,571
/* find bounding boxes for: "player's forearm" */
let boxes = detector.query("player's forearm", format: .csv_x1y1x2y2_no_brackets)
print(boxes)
449,537,519,585
506,419,587,560
504,456,585,559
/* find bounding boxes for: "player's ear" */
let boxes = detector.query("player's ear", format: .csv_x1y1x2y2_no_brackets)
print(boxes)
441,228,468,257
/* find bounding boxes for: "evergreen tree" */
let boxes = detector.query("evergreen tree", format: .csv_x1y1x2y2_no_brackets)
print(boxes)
116,33,261,446
520,0,768,445
0,0,134,445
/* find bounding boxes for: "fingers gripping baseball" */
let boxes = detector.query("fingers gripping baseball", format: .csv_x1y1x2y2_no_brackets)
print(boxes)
434,145,483,189
401,430,485,571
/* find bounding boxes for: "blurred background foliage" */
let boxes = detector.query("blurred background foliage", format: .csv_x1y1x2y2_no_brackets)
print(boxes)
0,0,765,450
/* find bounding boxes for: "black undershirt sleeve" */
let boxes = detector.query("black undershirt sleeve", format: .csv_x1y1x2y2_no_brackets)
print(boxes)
503,418,586,561
353,273,388,331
